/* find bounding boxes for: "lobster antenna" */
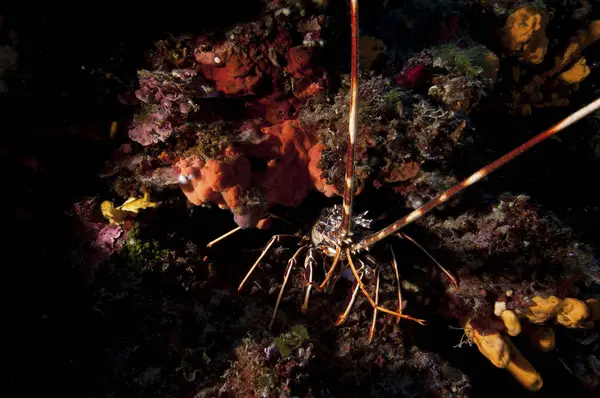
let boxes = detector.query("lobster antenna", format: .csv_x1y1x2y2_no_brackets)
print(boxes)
352,97,600,253
338,0,360,241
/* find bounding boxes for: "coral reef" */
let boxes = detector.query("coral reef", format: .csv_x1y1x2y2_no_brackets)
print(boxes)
461,295,599,391
44,1,600,397
101,190,159,225
128,69,211,146
103,5,332,228
71,198,126,284
421,194,599,286
501,4,549,65
414,193,599,391
102,0,505,229
299,39,496,199
493,4,600,115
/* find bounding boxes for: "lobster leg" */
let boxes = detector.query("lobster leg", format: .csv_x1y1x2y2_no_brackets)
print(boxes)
345,248,427,325
206,226,242,248
399,232,459,291
319,246,342,290
270,246,308,330
388,245,403,324
368,268,381,343
301,248,317,313
334,269,363,326
238,234,299,291
352,97,600,253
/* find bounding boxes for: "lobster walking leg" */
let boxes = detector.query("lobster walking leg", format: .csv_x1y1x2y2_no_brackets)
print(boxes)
318,246,342,290
206,226,242,248
368,268,381,343
238,234,299,291
389,245,403,324
334,271,363,326
301,248,317,313
270,246,308,329
399,232,459,291
345,248,427,325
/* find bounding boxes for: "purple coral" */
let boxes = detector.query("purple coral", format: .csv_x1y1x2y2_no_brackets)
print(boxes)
72,198,124,284
93,224,124,253
128,69,213,146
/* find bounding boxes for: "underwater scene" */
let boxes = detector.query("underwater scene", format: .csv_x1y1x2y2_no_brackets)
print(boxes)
3,1,600,397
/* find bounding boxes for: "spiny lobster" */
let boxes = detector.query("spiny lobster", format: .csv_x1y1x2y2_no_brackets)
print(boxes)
207,0,600,391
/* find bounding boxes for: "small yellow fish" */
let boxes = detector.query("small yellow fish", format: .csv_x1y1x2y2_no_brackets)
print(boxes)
109,121,118,139
101,191,158,225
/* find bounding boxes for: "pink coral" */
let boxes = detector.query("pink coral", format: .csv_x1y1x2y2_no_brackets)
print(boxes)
94,224,124,252
72,198,124,284
128,69,205,145
395,63,426,88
